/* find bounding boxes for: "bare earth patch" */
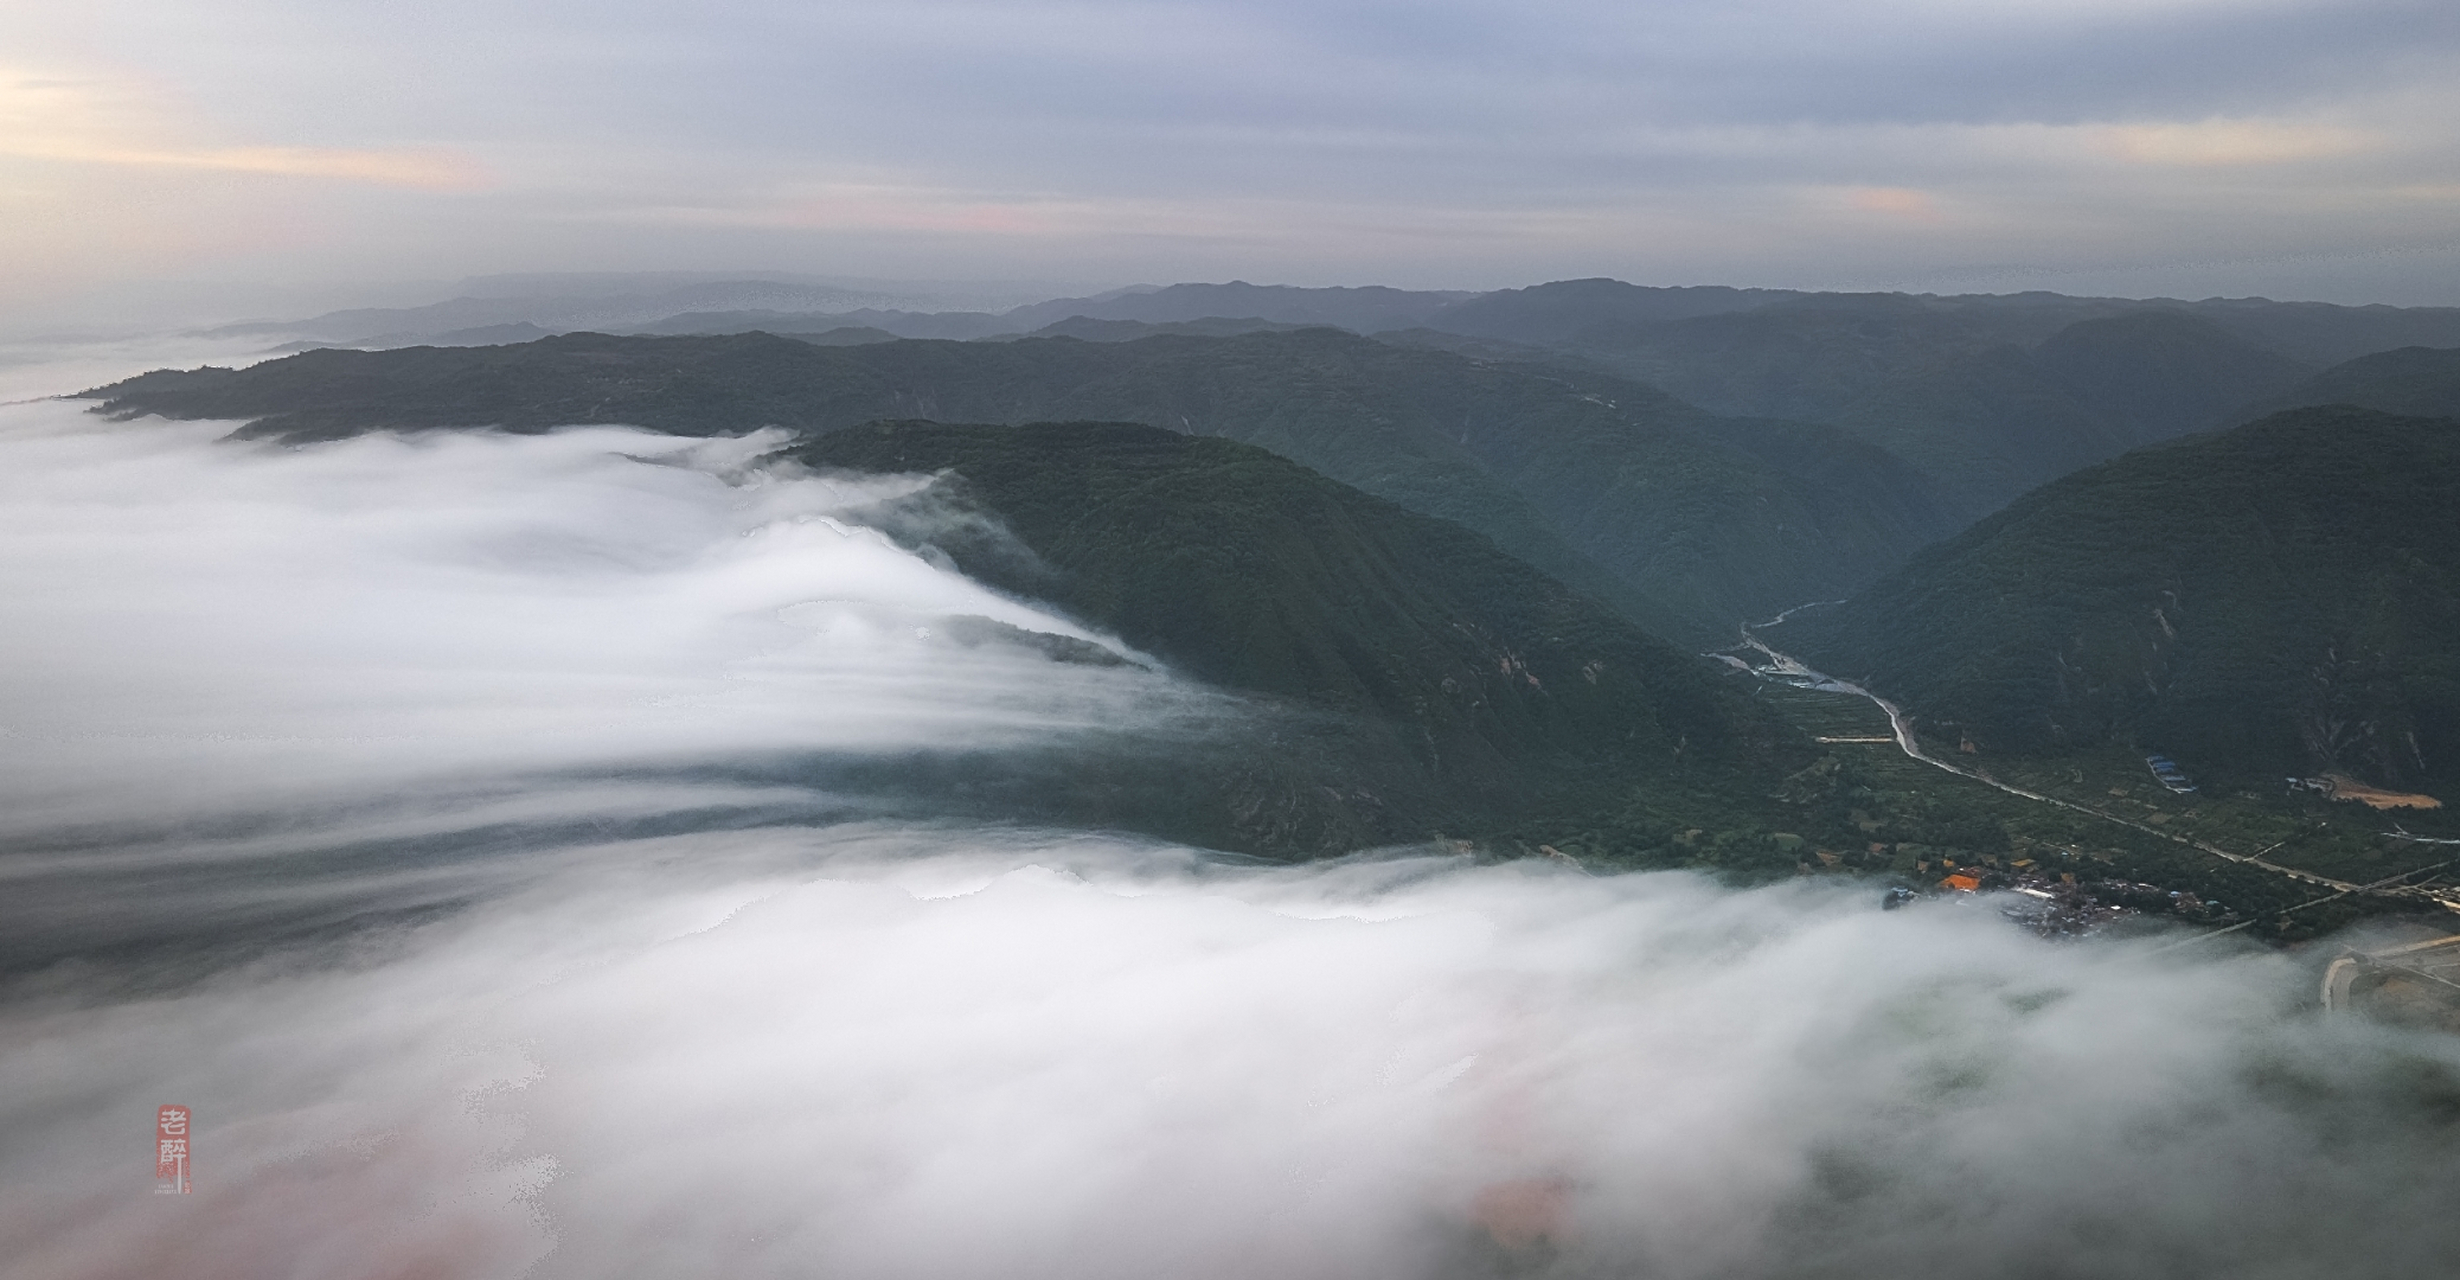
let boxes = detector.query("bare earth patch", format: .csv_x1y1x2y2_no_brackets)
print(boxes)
2325,773,2445,811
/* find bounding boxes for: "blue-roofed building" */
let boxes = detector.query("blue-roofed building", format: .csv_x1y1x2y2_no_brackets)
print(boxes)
2145,754,2197,793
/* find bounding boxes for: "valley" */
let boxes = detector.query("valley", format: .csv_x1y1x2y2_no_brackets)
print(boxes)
1725,624,2460,941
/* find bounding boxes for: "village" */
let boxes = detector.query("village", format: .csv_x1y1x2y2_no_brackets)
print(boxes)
1875,844,2233,939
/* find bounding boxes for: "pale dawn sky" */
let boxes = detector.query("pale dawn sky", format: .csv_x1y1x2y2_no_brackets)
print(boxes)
6,0,2459,318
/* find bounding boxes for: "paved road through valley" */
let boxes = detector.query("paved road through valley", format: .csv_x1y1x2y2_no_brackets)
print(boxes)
1734,633,2369,895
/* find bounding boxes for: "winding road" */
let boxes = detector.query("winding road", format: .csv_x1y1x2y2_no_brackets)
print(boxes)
1732,633,2372,894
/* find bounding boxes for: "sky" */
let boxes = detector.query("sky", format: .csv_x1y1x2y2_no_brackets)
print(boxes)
6,0,2460,320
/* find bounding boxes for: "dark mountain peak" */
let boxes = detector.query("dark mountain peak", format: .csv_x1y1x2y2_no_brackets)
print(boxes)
1426,278,1788,344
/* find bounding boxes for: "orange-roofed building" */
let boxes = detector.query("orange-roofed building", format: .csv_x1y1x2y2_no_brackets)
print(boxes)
1940,874,1982,892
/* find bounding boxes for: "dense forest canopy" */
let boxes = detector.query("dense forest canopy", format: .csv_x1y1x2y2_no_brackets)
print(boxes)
1772,406,2460,791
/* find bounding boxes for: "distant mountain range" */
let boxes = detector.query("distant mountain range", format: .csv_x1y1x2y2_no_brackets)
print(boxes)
1437,283,2456,513
2249,345,2460,421
87,329,1961,641
218,274,2460,517
82,279,2460,856
213,279,1474,347
107,275,2460,804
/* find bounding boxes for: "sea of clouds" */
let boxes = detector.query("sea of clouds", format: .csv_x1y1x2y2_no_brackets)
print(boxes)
2,342,2455,1279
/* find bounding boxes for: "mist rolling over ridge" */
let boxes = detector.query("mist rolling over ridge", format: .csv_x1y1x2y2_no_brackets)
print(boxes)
3,321,2459,1279
0,389,1311,973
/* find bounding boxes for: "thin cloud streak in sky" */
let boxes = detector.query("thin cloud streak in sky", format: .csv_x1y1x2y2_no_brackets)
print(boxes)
0,68,483,188
2094,119,2387,167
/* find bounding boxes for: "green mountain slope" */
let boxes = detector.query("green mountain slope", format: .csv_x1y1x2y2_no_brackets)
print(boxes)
797,421,1807,850
1577,294,2033,424
1829,344,2141,512
1419,278,1792,343
2033,310,2315,440
1563,302,2311,511
2250,346,2460,421
1809,313,2311,511
957,329,1962,635
88,328,1963,639
1407,288,2352,514
2183,300,2460,367
1769,407,2460,793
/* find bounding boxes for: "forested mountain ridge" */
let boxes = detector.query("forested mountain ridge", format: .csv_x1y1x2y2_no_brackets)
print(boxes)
2248,345,2460,421
1767,406,2460,793
2032,311,2316,442
229,271,2460,372
1420,278,1796,343
201,275,2460,533
1551,303,2317,511
87,328,1962,641
1406,279,2460,378
795,421,1807,852
1392,284,2460,516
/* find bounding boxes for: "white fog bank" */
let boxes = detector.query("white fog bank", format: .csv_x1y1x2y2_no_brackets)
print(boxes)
0,400,1201,842
5,834,2457,1280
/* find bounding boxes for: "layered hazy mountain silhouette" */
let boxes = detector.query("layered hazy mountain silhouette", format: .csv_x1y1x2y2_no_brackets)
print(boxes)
225,274,2460,518
89,329,1958,640
110,278,2460,799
